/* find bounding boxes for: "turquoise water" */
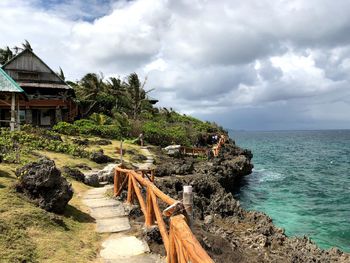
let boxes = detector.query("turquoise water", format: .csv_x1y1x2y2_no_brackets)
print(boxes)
231,130,350,252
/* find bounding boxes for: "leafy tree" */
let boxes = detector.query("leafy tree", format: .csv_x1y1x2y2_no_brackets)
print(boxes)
75,73,107,117
125,73,153,119
106,76,130,113
57,67,65,80
0,46,13,65
22,40,33,51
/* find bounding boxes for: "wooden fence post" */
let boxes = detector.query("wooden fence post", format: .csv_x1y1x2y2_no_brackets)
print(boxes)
127,173,134,204
114,169,119,196
183,185,193,227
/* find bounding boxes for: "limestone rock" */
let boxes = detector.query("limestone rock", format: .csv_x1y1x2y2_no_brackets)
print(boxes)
62,166,85,182
84,173,99,187
90,150,114,164
15,158,73,214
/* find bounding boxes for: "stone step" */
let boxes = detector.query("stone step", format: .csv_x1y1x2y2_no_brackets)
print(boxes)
82,198,121,208
96,217,131,233
83,193,106,199
90,206,127,219
103,253,164,263
100,236,149,258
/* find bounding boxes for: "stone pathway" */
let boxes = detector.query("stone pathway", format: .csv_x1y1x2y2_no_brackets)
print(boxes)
135,146,155,170
82,146,163,263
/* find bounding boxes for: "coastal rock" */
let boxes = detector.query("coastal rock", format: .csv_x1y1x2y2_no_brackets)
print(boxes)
96,163,116,183
15,158,73,214
84,172,99,187
62,166,85,182
92,139,112,145
149,139,349,262
73,163,92,170
90,150,114,164
72,138,89,146
143,226,163,244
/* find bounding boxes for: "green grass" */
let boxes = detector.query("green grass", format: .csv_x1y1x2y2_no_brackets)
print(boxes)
0,159,102,263
0,138,141,263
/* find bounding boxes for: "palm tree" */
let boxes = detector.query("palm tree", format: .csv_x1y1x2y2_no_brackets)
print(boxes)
106,76,131,113
22,40,33,51
0,46,13,65
76,73,106,117
126,73,154,119
57,67,65,80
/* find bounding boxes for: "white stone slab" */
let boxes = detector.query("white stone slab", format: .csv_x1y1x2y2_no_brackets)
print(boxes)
82,198,120,208
90,206,126,219
100,236,149,259
96,217,131,233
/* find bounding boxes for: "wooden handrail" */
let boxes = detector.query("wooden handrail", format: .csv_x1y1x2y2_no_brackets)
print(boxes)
114,166,214,263
170,215,213,263
180,135,227,158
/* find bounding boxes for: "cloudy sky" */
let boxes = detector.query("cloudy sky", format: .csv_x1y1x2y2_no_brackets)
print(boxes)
1,0,350,130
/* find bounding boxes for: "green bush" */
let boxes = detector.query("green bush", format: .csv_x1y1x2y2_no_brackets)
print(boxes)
53,122,79,136
0,128,88,163
53,119,123,139
142,121,191,147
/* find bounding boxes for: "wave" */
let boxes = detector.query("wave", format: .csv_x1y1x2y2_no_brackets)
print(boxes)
253,168,285,182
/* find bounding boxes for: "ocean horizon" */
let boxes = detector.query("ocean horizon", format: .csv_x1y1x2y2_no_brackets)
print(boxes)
230,129,350,253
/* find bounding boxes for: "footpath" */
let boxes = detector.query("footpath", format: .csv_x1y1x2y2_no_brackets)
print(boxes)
82,146,163,263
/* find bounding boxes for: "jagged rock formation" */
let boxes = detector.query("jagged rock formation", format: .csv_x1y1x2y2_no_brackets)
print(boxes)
15,158,73,214
147,139,349,263
90,149,114,164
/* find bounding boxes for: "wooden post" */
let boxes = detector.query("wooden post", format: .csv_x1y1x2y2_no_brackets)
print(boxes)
145,186,155,227
127,173,134,204
183,186,193,228
114,170,119,196
17,95,20,131
151,169,154,182
120,140,123,165
10,93,15,131
167,225,177,263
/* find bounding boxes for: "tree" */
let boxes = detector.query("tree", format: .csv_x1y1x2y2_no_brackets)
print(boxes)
75,73,113,117
126,73,153,119
0,46,13,65
57,67,65,81
106,76,130,113
22,40,33,51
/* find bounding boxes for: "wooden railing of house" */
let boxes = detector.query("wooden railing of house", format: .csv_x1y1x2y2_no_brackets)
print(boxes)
114,167,214,263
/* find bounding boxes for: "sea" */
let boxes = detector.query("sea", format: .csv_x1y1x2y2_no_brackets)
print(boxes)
230,130,350,253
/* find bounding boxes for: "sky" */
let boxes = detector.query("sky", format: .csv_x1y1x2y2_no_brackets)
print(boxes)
1,0,350,130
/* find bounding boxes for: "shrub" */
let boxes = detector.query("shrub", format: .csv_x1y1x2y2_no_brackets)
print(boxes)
53,122,79,136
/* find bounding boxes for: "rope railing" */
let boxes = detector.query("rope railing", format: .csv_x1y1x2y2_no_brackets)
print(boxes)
114,166,214,263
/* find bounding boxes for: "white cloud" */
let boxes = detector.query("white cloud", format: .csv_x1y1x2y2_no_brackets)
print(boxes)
1,0,350,129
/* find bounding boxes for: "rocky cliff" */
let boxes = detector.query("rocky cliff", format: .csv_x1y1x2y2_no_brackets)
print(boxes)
149,139,349,263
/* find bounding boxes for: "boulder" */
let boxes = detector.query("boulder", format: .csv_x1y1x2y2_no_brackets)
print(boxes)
74,163,92,170
90,150,114,164
96,163,116,183
72,138,89,146
62,166,85,182
84,173,99,187
93,139,112,145
15,158,73,214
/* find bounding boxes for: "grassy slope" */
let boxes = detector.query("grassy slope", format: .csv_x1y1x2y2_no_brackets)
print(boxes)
0,139,137,263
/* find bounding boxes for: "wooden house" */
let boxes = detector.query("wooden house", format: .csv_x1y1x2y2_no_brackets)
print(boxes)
0,49,77,127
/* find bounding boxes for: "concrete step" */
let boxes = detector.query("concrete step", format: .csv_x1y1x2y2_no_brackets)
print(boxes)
82,198,121,208
96,217,131,233
90,206,127,219
100,236,148,258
